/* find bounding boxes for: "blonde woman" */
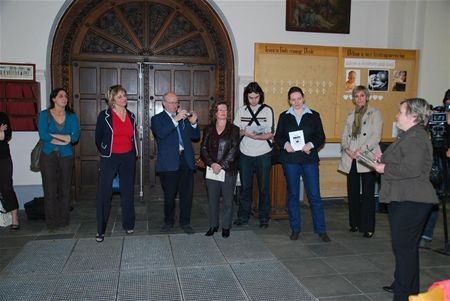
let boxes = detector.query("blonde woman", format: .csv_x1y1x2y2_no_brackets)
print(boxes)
338,85,382,238
95,85,138,242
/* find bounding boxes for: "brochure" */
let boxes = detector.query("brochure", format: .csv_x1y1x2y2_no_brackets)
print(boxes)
288,130,305,151
206,166,225,182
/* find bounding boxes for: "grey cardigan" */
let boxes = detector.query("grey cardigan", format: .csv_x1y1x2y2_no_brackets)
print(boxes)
379,124,438,205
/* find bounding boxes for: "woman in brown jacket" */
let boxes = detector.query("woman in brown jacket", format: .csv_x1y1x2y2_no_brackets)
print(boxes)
373,98,438,301
200,101,240,238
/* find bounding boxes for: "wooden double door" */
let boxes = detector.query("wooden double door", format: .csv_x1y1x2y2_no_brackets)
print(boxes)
72,61,215,200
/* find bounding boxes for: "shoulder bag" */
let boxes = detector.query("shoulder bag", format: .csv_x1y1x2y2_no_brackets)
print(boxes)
30,111,51,172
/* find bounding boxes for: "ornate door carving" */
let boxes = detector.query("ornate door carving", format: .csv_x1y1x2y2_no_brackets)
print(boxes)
52,0,234,200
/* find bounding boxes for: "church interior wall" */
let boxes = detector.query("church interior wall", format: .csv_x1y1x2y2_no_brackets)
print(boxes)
0,0,449,198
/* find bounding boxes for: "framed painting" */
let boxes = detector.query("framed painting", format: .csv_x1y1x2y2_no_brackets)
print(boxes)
286,0,351,34
0,63,36,81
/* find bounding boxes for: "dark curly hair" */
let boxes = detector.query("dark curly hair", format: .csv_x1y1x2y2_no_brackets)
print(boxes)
208,101,228,123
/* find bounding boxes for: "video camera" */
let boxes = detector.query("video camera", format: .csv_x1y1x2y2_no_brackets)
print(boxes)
429,105,449,148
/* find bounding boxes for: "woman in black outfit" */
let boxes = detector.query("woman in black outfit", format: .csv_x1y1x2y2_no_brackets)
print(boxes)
0,112,20,229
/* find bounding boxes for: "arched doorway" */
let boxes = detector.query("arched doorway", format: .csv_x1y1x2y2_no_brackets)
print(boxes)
51,0,234,200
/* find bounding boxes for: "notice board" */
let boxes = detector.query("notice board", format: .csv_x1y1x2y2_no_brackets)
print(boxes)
254,43,419,142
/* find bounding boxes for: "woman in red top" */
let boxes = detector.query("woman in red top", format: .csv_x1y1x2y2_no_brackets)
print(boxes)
94,85,138,242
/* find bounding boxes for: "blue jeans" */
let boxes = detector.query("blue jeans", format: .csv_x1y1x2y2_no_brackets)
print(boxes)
238,152,272,221
282,163,326,233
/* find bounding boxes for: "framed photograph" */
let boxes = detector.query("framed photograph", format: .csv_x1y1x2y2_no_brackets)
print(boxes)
286,0,351,34
368,70,389,92
0,63,36,81
344,69,360,93
392,70,407,92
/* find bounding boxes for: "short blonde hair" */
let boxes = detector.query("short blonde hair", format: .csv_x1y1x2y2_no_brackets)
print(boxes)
352,85,370,100
105,85,127,108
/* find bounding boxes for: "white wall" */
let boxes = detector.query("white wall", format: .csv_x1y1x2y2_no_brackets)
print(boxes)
1,0,64,185
1,0,449,186
419,0,450,102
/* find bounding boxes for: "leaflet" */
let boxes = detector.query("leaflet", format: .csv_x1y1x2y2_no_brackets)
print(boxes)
289,130,305,151
245,125,267,135
205,166,225,182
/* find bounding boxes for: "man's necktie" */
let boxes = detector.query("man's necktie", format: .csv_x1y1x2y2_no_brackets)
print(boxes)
172,113,184,150
176,125,184,149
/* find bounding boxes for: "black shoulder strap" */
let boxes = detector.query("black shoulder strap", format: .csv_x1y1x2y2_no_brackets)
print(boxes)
246,104,266,126
244,104,273,148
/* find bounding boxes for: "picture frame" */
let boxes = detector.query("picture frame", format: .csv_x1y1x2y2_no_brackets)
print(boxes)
0,63,36,81
368,69,389,92
286,0,351,34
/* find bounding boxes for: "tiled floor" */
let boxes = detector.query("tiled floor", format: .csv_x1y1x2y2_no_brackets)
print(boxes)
1,173,450,301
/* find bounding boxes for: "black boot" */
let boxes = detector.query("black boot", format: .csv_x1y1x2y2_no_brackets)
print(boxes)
205,226,218,236
222,228,230,238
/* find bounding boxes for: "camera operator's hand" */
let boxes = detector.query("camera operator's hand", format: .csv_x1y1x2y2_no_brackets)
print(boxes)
188,111,198,125
447,148,450,158
175,110,190,121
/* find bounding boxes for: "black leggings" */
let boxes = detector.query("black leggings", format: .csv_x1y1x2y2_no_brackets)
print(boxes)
0,156,19,212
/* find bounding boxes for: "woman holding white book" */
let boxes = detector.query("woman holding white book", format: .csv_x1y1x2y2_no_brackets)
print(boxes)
274,86,330,242
200,101,240,238
338,85,383,238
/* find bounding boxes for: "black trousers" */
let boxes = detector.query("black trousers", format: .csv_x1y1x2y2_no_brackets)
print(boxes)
40,152,73,228
347,160,376,232
206,174,237,229
0,156,19,212
158,153,194,226
96,151,136,235
389,201,432,301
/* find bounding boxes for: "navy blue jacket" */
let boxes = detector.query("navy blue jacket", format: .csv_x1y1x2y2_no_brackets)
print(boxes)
274,110,325,164
151,111,200,172
95,108,138,157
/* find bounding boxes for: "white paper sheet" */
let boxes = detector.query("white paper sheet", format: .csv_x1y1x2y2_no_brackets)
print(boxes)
206,166,225,182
